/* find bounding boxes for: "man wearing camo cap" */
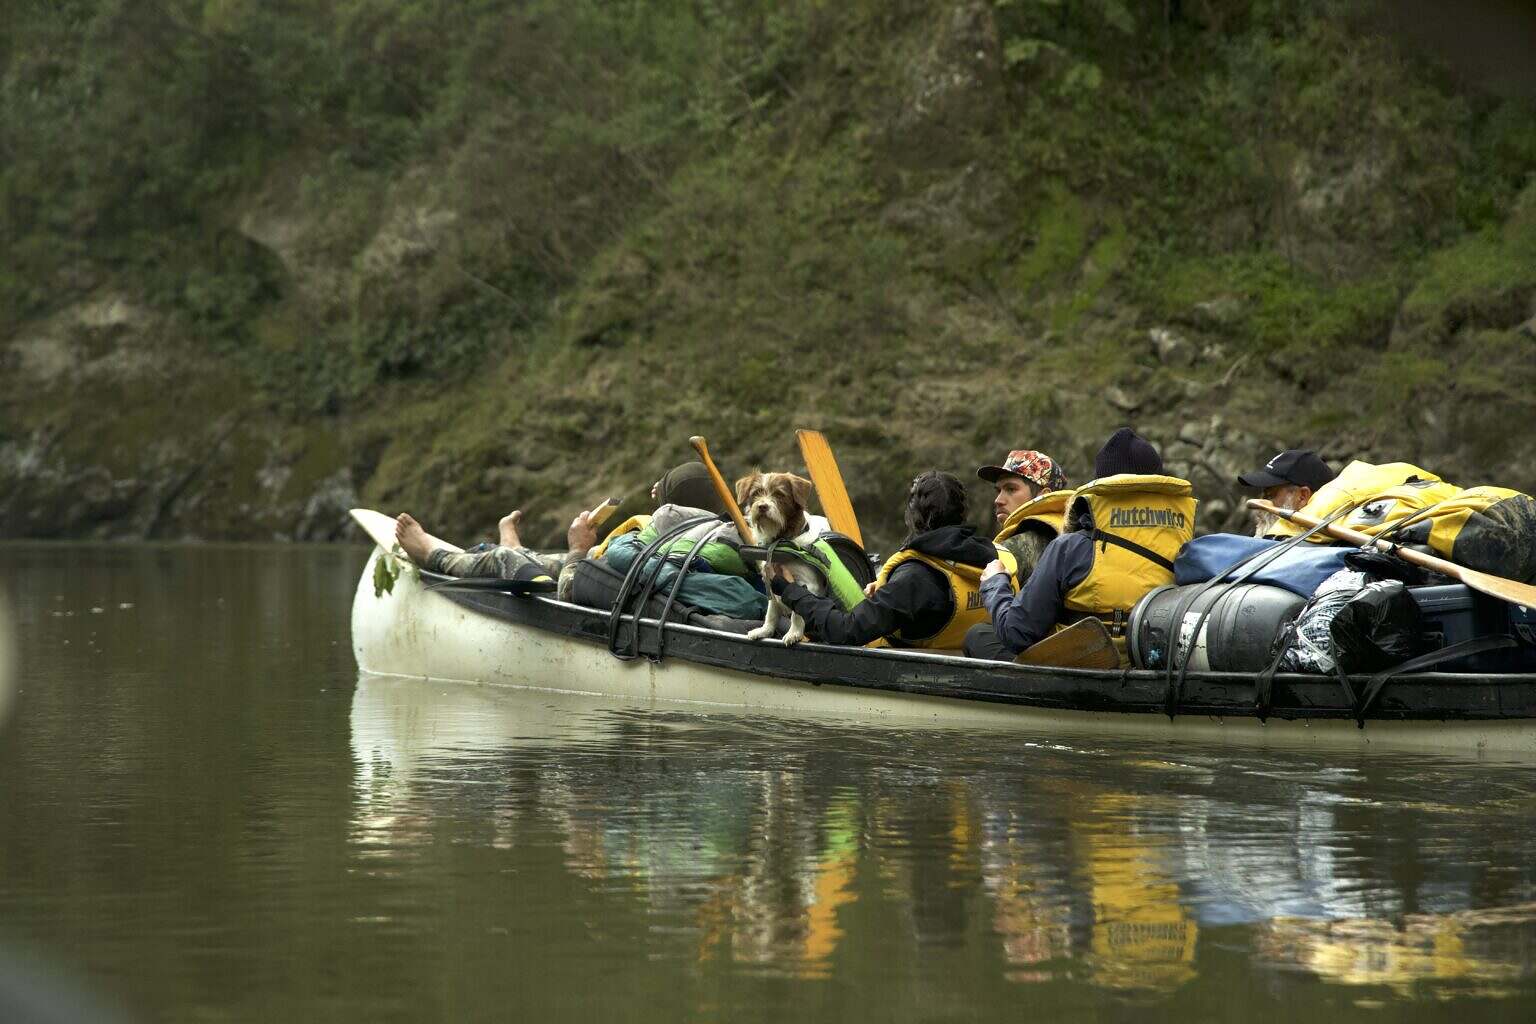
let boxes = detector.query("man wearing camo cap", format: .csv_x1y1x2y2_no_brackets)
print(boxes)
976,449,1072,585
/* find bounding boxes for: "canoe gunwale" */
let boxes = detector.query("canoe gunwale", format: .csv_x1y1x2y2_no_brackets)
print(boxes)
432,575,1536,725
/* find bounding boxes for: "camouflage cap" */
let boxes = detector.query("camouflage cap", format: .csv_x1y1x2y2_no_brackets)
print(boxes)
977,450,1068,492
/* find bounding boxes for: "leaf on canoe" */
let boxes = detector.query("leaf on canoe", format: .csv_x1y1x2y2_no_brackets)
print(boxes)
373,553,399,598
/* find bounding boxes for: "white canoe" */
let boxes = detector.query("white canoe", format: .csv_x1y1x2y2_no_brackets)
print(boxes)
349,509,1536,758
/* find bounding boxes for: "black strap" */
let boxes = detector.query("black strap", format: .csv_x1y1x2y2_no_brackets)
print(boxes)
1253,619,1297,722
1091,529,1175,573
606,515,717,659
651,521,730,664
1330,657,1358,714
1064,608,1128,637
1355,634,1519,724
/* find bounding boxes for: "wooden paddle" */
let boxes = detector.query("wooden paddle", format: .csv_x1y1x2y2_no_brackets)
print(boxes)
1014,617,1120,669
587,497,621,531
796,429,864,547
689,435,753,540
1248,498,1536,607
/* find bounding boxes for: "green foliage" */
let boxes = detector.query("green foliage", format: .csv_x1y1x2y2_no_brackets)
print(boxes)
1401,183,1536,330
7,0,1536,540
1005,187,1131,330
995,0,1134,99
1150,252,1401,356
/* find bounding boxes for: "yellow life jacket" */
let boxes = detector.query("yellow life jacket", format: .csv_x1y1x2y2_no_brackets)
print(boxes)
867,544,1017,651
591,514,652,560
1062,474,1197,627
1339,479,1463,536
1418,486,1525,559
1388,486,1536,581
1266,461,1443,542
994,489,1071,545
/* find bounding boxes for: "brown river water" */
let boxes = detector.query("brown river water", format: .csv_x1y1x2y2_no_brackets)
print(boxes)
3,542,1536,1022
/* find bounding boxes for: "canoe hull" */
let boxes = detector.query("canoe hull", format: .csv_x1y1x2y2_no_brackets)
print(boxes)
350,539,1536,758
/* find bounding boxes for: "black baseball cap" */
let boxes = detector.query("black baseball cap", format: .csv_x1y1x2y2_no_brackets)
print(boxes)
1238,449,1335,491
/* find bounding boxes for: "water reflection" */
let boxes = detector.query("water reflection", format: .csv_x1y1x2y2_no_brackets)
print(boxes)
348,676,1536,1005
1078,794,1199,993
1257,905,1536,997
0,583,13,730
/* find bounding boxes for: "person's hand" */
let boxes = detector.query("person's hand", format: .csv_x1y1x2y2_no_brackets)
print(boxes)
650,479,661,502
980,559,1009,584
567,509,599,553
863,581,879,598
763,562,795,596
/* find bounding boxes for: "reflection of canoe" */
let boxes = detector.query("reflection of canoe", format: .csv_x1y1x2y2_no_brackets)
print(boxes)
349,674,634,789
349,509,1536,756
1256,905,1536,997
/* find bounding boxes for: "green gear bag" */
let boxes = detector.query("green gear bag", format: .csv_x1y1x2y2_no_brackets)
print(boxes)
634,522,751,577
770,538,867,612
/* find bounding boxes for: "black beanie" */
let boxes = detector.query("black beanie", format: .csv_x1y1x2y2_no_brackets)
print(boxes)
1094,427,1163,479
654,462,726,516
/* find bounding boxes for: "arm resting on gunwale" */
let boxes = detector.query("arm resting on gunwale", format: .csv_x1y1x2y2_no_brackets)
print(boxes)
774,562,950,646
980,532,1093,653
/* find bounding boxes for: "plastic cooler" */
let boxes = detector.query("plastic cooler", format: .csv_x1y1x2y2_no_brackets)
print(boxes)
1407,584,1536,673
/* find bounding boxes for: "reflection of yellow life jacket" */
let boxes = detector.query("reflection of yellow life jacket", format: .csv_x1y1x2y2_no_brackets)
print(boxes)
1080,794,1198,993
1063,475,1196,626
1267,461,1443,542
995,490,1071,545
591,514,652,559
869,545,1018,651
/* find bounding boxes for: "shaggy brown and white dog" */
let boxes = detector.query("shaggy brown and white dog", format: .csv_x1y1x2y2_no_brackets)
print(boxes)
735,470,822,645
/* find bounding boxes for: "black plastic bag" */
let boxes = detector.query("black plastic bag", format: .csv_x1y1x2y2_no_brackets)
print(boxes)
1328,580,1424,673
1342,549,1440,586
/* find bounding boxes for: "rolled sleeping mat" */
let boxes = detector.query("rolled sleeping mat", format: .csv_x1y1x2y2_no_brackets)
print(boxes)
1128,583,1307,672
820,531,877,589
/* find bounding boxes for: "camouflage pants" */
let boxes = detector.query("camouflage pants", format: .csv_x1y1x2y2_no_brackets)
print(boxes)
424,544,566,579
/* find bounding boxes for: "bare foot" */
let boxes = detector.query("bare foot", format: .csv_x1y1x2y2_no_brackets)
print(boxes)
395,513,435,566
498,510,524,549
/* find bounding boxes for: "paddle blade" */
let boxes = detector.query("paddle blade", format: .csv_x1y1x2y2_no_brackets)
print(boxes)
588,497,622,531
1015,618,1120,669
796,429,863,548
1452,566,1536,609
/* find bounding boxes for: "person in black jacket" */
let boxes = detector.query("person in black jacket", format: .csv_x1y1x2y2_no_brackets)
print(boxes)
769,471,999,648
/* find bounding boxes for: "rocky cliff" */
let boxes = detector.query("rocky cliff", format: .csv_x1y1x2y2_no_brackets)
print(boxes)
4,0,1535,552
